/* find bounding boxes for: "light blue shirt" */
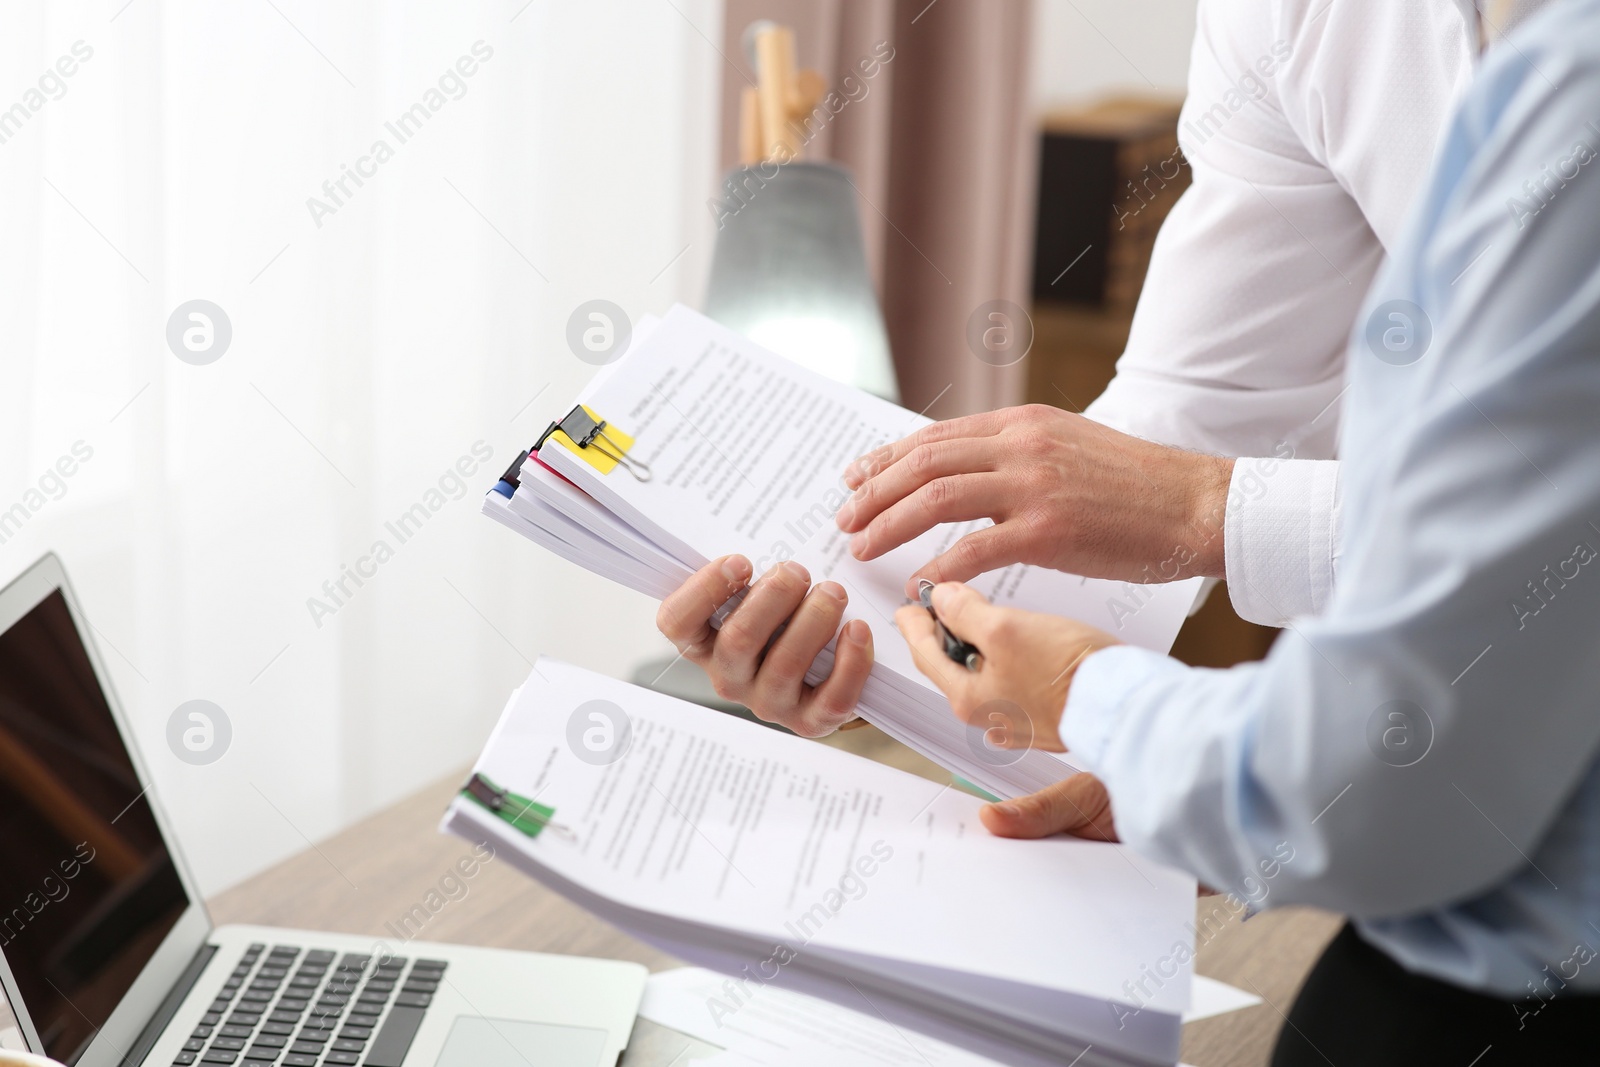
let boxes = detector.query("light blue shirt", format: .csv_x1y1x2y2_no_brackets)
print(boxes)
1064,0,1600,998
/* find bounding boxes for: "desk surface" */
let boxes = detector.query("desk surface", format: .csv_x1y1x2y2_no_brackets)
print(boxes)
209,739,1341,1067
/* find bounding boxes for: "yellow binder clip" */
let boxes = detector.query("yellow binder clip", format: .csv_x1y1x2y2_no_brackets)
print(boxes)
545,405,652,482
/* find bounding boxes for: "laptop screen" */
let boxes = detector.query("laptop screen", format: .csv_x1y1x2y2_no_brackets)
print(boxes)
0,589,189,1063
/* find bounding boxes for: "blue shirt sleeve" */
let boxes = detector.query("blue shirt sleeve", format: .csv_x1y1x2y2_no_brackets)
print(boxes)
1058,2,1600,957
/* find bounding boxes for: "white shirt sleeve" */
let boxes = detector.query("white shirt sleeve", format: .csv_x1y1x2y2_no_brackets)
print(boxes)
1084,0,1386,458
1083,0,1471,621
1222,457,1342,625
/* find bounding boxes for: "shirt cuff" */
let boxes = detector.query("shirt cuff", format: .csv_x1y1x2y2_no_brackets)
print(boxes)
1060,645,1190,772
1223,458,1342,627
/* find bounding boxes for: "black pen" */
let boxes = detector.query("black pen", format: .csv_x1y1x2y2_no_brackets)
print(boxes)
917,579,983,671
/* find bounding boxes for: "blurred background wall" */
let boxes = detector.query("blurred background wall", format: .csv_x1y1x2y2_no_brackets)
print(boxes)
0,0,1210,898
0,0,722,895
1033,0,1195,102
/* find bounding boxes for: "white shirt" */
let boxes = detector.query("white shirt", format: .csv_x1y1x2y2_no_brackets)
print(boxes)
1082,0,1529,625
1066,0,1600,995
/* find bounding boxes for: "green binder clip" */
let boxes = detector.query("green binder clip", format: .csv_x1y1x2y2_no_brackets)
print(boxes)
460,772,573,840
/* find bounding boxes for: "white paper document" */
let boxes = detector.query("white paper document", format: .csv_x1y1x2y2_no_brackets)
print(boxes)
444,659,1198,1067
641,965,1009,1066
486,305,1203,800
690,1054,1203,1067
1182,975,1262,1023
639,967,1260,1067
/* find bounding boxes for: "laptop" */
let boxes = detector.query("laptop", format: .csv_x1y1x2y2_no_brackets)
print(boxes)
0,554,646,1067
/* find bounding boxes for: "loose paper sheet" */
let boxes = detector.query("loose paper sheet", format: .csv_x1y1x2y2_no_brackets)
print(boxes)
640,966,1260,1066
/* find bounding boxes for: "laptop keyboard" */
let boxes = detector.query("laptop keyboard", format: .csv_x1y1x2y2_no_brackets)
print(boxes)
172,942,446,1067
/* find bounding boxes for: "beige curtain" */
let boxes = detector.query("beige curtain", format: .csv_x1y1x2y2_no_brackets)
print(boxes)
718,0,1037,415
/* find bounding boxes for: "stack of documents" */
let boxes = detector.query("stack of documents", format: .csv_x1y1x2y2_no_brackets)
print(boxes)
637,966,1258,1067
485,305,1200,801
444,660,1198,1067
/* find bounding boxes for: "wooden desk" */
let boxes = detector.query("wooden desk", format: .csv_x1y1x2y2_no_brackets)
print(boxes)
210,744,1341,1067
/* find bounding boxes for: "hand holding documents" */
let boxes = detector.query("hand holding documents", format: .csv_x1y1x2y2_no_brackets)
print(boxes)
444,660,1198,1067
483,305,1202,800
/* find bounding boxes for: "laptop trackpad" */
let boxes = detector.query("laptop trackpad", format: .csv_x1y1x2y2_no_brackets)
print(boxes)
433,1016,609,1067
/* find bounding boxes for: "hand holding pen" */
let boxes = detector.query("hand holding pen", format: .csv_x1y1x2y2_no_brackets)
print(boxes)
917,578,983,671
894,581,1122,754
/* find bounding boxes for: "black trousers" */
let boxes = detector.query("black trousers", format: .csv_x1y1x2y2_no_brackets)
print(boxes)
1273,921,1600,1062
1271,924,1600,1066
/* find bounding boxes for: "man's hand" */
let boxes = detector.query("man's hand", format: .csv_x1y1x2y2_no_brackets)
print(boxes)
893,582,1120,752
836,404,1234,595
984,777,1221,897
656,555,873,737
981,774,1118,841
